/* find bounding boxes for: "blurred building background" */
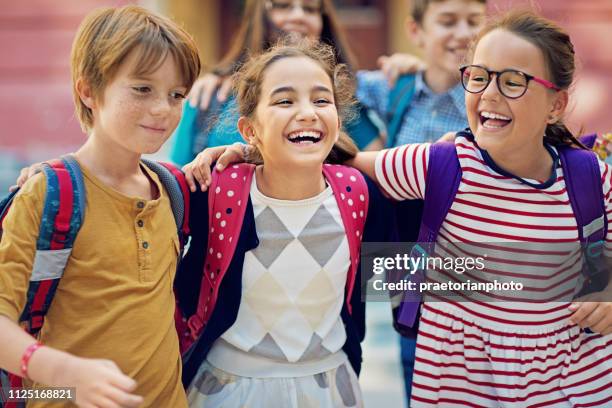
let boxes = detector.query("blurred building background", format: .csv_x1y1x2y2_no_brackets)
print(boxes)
0,1,611,404
1,0,611,190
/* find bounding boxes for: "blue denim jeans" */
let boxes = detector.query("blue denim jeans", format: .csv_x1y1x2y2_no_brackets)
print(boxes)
400,335,417,406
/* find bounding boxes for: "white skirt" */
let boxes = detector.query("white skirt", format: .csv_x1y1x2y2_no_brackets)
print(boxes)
187,359,364,408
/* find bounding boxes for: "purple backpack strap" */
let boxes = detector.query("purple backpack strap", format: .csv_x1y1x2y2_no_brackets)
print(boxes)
579,133,597,150
397,141,462,328
558,146,607,245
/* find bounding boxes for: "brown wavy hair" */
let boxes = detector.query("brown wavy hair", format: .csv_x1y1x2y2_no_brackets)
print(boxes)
233,40,358,164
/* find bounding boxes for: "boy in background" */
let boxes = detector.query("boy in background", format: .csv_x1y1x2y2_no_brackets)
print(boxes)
356,0,486,404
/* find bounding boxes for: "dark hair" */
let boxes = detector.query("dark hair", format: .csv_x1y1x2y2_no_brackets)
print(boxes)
233,40,358,164
473,10,585,148
212,0,357,76
411,0,487,24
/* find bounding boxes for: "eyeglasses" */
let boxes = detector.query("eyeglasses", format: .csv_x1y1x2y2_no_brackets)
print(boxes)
459,65,560,99
266,0,323,15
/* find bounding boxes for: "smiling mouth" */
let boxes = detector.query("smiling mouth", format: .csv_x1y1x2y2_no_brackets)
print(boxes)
141,125,166,133
479,111,512,129
287,130,323,145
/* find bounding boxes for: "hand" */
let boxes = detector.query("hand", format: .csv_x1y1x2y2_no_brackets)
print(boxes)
54,356,143,408
9,162,44,192
377,53,426,87
568,290,612,335
182,143,249,192
436,132,456,143
187,73,233,111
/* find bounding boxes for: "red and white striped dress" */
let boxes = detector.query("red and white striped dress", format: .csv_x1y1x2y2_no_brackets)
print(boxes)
375,135,612,407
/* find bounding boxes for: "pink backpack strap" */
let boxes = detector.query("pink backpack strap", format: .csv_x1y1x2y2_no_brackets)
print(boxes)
322,164,369,315
186,163,255,345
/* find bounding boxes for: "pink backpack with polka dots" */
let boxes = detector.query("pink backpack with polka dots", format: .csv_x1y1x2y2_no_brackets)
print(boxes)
177,163,369,353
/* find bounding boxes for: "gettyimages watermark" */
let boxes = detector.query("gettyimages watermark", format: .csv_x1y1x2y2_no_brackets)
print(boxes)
361,242,611,302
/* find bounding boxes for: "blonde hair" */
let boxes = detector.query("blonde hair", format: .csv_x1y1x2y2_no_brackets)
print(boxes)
233,40,358,164
70,5,201,132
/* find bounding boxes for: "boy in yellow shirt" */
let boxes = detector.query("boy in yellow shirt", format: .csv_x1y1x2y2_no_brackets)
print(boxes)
0,6,199,407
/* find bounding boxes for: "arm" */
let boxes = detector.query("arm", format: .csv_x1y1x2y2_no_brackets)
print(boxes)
187,73,233,111
377,53,426,87
182,143,247,192
0,176,142,407
345,152,379,182
347,143,430,202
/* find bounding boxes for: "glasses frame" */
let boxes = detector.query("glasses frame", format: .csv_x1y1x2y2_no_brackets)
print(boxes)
459,64,560,99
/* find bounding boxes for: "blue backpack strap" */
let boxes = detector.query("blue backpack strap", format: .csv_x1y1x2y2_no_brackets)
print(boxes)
20,155,85,336
396,140,462,328
0,190,19,240
344,102,382,150
141,160,191,251
386,74,417,147
1,156,84,408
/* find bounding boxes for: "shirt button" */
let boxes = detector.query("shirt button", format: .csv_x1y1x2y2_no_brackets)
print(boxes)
137,220,144,227
137,201,145,209
143,241,149,249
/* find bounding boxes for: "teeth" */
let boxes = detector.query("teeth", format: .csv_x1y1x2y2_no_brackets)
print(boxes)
481,111,511,121
287,131,322,140
483,122,503,129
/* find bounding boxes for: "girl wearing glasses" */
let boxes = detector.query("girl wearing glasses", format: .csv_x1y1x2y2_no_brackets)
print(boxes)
360,10,612,407
185,10,612,407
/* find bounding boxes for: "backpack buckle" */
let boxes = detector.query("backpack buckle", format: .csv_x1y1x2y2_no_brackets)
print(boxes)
585,240,604,258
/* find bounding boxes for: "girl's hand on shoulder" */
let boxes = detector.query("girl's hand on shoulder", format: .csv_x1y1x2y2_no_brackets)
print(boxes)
377,53,426,87
56,355,143,408
9,162,45,192
568,291,612,336
436,131,456,143
188,73,232,111
182,143,250,192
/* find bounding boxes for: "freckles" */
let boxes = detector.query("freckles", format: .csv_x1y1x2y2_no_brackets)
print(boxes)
115,96,138,112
